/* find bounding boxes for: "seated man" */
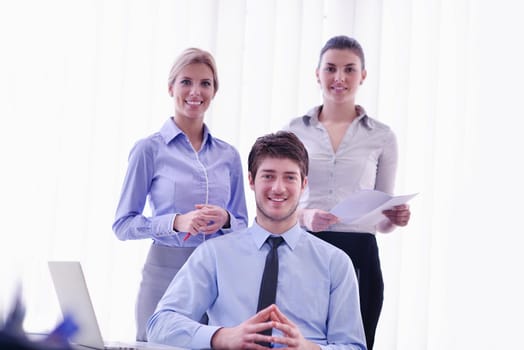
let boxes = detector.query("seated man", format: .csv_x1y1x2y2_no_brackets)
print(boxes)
147,131,366,349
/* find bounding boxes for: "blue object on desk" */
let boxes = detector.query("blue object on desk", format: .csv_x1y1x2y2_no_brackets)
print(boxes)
0,289,78,350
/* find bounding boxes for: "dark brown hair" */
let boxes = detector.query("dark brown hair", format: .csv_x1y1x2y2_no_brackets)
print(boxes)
317,35,365,70
248,131,309,181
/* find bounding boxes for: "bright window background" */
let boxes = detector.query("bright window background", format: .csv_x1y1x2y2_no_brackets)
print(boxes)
1,1,523,349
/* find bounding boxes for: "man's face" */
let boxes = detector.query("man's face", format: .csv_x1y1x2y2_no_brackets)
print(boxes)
249,157,307,232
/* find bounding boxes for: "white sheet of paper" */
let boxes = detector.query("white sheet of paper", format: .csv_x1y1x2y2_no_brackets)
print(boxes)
330,190,418,226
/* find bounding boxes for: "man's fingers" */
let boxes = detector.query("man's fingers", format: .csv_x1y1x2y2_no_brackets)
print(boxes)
271,305,292,324
247,320,275,334
250,305,276,321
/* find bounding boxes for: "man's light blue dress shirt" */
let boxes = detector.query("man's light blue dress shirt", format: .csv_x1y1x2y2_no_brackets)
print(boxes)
112,118,248,246
147,221,367,350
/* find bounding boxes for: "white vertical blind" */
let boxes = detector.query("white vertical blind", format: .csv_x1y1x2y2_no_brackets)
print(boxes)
1,0,523,348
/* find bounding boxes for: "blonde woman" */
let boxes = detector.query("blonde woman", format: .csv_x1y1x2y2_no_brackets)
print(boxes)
113,48,248,341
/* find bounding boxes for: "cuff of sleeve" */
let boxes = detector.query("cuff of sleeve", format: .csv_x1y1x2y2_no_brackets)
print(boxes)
151,214,179,237
226,213,243,233
217,211,233,234
192,325,222,349
171,213,178,232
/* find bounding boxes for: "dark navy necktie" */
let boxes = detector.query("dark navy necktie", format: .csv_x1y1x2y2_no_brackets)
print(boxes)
256,236,284,347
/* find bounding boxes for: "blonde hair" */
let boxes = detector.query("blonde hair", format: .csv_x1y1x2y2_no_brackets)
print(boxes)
167,48,219,95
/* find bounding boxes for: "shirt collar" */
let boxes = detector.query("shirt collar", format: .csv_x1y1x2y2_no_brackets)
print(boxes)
305,104,373,129
250,220,302,251
159,117,212,145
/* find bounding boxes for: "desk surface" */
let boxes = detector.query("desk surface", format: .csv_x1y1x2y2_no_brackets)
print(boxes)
27,332,187,350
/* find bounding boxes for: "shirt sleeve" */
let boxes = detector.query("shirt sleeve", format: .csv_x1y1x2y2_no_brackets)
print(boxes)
374,129,398,194
221,148,248,233
112,139,177,241
146,243,221,349
322,251,367,350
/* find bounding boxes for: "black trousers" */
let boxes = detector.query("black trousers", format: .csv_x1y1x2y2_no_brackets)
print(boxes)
312,231,384,350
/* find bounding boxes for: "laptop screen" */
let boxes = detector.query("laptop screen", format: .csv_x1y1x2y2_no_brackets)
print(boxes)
48,261,106,349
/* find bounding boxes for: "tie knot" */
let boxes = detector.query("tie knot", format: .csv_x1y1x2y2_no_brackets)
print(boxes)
267,236,284,249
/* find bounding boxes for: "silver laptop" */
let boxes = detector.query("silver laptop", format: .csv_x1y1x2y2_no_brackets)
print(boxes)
48,261,182,350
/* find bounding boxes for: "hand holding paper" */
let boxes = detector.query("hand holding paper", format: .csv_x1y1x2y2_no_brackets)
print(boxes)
330,190,417,226
382,203,411,227
300,208,340,232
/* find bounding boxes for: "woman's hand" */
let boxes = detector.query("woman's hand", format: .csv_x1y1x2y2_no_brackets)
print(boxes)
173,204,230,236
193,204,230,234
377,204,411,233
299,208,339,232
383,204,411,227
